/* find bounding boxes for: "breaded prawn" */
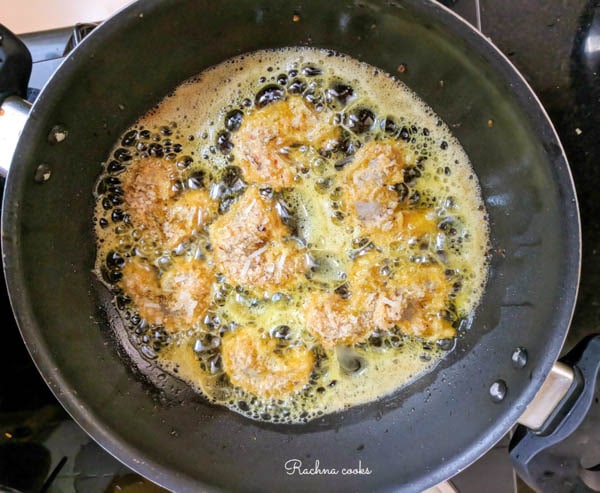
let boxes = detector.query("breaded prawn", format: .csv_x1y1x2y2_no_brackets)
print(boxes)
221,327,314,399
233,96,340,189
209,187,306,293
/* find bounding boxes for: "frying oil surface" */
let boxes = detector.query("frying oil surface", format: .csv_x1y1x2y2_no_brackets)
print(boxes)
94,48,490,423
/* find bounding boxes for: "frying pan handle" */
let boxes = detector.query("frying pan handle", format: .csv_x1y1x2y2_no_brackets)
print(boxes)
509,334,600,491
0,24,32,177
0,24,31,103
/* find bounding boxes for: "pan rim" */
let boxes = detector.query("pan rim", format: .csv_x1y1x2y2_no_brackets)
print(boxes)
1,0,582,491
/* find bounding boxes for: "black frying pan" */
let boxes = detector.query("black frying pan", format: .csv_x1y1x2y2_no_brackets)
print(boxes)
0,0,584,491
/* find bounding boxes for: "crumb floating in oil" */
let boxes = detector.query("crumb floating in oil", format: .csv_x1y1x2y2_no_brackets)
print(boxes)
94,48,490,424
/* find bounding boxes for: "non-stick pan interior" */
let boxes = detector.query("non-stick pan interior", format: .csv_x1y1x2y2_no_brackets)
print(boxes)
2,1,579,491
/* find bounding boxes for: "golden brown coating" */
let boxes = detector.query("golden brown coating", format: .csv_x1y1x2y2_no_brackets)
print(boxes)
121,157,177,235
120,257,164,325
304,292,372,348
120,256,214,332
385,263,455,339
122,158,217,250
160,257,214,331
350,255,455,340
341,140,411,240
162,189,218,249
209,186,306,292
221,328,314,399
233,96,340,189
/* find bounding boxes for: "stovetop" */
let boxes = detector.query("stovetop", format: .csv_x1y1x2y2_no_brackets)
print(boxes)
1,1,599,492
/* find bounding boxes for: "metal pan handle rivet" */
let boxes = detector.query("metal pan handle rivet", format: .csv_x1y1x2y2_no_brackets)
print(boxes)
47,125,68,144
489,379,507,402
34,163,51,183
511,347,528,369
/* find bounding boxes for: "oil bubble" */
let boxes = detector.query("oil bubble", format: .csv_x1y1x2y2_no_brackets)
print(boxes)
336,347,367,375
225,109,244,132
107,160,126,175
270,325,292,340
436,338,456,352
121,130,138,147
177,156,193,170
114,148,132,162
302,65,322,77
346,107,376,134
288,78,307,94
255,85,285,107
140,344,157,360
326,83,354,106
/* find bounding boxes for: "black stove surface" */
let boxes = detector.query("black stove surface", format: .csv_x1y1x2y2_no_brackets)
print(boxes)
1,1,599,492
